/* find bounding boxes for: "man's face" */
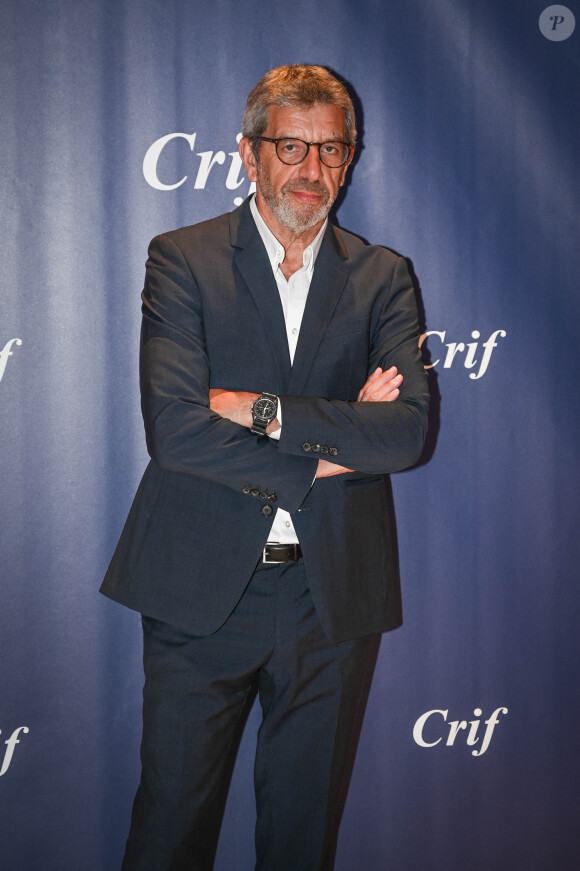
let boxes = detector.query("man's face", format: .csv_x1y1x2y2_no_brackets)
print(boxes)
240,103,352,238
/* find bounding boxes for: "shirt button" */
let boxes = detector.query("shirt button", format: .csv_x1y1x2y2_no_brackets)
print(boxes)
285,521,291,528
292,328,298,335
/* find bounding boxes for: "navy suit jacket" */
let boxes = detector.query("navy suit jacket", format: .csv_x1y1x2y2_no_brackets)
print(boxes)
100,198,429,642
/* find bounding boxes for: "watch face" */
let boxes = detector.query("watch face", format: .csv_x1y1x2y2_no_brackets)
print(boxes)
254,397,277,421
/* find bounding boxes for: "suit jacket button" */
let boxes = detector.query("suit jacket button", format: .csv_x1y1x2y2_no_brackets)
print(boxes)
302,442,311,452
251,489,259,497
311,443,321,453
259,492,267,499
320,445,329,454
242,486,251,494
261,504,273,517
329,447,338,456
268,494,277,502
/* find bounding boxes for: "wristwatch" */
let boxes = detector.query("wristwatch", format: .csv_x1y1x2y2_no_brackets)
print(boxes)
251,392,279,435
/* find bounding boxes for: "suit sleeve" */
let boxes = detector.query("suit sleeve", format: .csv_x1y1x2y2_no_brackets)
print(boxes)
139,233,317,512
277,256,430,474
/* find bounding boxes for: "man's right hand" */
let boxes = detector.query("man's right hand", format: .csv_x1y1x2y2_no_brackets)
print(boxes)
316,366,403,478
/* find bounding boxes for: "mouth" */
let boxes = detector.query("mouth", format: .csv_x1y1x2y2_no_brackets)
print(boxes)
290,190,324,205
284,183,329,207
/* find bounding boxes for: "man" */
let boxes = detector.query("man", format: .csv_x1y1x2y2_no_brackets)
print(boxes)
102,64,429,870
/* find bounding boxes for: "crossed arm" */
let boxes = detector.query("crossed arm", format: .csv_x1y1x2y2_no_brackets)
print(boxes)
141,232,428,509
209,365,404,478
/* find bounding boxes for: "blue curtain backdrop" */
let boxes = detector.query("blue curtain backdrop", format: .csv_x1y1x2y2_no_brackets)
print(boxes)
1,1,579,868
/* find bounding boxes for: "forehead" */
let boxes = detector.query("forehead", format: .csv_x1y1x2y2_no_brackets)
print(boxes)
265,103,346,140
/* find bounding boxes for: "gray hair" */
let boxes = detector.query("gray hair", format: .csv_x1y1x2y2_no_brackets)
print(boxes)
242,65,357,148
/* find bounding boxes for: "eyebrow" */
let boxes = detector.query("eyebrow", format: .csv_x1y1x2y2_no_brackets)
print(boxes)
273,135,346,142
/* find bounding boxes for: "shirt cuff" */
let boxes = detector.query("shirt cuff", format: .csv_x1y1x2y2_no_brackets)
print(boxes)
268,398,282,441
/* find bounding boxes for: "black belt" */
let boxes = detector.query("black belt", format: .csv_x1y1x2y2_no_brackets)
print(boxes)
262,543,303,564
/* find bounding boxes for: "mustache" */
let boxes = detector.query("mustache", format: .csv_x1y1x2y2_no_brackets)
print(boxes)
282,179,330,197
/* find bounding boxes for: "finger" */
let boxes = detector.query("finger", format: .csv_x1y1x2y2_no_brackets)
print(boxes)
358,369,380,399
363,367,393,389
368,366,397,390
359,374,403,403
358,367,398,401
369,373,403,401
365,366,386,384
383,387,400,402
357,367,389,400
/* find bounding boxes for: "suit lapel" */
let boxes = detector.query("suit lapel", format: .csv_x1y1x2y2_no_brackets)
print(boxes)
287,224,350,395
230,202,292,390
229,201,351,396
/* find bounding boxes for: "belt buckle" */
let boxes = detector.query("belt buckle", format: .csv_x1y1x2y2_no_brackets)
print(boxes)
262,545,279,564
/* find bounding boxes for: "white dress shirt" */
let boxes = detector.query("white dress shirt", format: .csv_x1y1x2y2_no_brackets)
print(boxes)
249,194,327,544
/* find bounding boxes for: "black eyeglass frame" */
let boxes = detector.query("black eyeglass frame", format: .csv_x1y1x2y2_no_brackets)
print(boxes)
255,136,354,168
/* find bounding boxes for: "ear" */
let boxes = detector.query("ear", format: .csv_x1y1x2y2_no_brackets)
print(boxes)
239,136,259,183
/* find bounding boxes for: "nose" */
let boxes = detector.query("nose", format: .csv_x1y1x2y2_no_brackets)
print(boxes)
301,144,324,178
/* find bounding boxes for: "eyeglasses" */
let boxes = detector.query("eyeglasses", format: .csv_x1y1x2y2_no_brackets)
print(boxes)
255,137,353,168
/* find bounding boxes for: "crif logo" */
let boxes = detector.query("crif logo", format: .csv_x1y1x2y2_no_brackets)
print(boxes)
143,132,254,206
0,338,22,384
419,329,506,379
0,727,29,776
413,707,508,757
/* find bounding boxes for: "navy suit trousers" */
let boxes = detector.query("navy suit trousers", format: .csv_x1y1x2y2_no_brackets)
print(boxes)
122,558,380,871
